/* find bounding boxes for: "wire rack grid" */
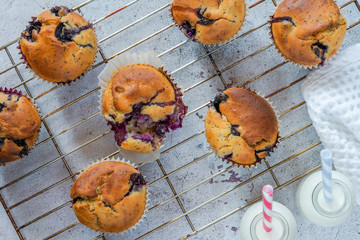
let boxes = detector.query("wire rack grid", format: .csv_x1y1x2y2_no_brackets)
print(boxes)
0,0,359,239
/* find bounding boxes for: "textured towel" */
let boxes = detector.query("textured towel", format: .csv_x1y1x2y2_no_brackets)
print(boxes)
302,43,360,205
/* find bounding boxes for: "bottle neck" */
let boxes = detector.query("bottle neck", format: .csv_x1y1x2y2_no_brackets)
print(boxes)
312,179,352,218
250,211,289,240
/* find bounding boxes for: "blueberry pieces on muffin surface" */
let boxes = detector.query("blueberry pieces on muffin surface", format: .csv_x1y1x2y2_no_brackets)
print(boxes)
270,0,347,67
171,0,246,44
19,6,97,84
102,64,187,158
0,88,41,165
71,161,147,233
205,88,279,167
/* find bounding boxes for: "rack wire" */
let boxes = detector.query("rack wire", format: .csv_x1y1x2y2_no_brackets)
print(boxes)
0,0,359,239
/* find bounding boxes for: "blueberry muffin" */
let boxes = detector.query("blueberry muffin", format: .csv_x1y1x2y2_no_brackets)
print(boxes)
19,6,97,84
270,0,347,67
101,62,187,163
0,88,41,165
205,88,279,167
71,160,147,233
171,0,246,44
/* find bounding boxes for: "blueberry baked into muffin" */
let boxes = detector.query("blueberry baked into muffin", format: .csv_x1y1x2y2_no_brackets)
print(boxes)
19,6,97,84
0,88,41,165
100,57,187,163
205,88,279,167
270,0,347,67
171,0,246,44
71,160,147,233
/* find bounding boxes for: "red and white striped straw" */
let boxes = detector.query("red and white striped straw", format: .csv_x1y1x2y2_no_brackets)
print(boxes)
262,185,274,232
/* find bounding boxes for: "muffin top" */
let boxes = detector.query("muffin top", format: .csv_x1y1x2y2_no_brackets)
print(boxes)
205,88,278,166
102,64,187,154
19,6,97,83
71,161,147,233
103,64,176,124
0,88,41,164
270,0,347,66
172,0,246,44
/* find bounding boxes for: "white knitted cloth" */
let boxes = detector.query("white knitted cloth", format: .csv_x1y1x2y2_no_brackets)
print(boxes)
302,43,360,205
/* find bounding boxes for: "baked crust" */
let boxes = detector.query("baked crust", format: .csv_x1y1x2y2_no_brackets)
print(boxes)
19,6,97,83
0,90,41,164
71,161,147,233
172,0,246,44
271,0,347,66
103,64,176,123
205,88,278,166
121,137,154,154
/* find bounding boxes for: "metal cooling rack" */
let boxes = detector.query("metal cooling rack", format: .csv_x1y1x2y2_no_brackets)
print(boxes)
0,0,359,239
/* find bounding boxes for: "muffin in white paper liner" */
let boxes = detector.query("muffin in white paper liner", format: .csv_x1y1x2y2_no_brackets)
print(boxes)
205,88,279,169
71,157,149,235
302,43,360,205
268,0,347,69
0,87,42,166
170,0,247,46
98,52,187,164
18,6,98,86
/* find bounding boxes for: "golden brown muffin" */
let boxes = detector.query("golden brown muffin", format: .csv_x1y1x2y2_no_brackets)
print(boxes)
270,0,347,67
19,6,97,84
71,161,147,233
102,64,187,155
171,0,246,44
0,88,41,165
205,88,279,167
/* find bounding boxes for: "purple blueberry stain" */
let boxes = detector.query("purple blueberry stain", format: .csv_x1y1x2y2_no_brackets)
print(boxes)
179,7,219,40
231,227,238,232
231,125,240,136
108,121,127,146
311,41,328,66
181,21,197,39
12,139,29,157
50,6,71,16
55,22,93,47
213,92,229,115
21,19,42,42
221,170,251,183
221,170,241,183
124,173,146,197
196,8,217,25
199,71,205,78
0,138,5,148
71,196,84,205
269,16,296,27
132,133,154,143
130,173,146,191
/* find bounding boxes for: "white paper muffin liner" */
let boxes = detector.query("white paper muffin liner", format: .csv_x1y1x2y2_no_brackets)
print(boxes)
0,88,42,166
170,0,248,47
18,7,98,86
98,51,185,164
74,157,150,235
